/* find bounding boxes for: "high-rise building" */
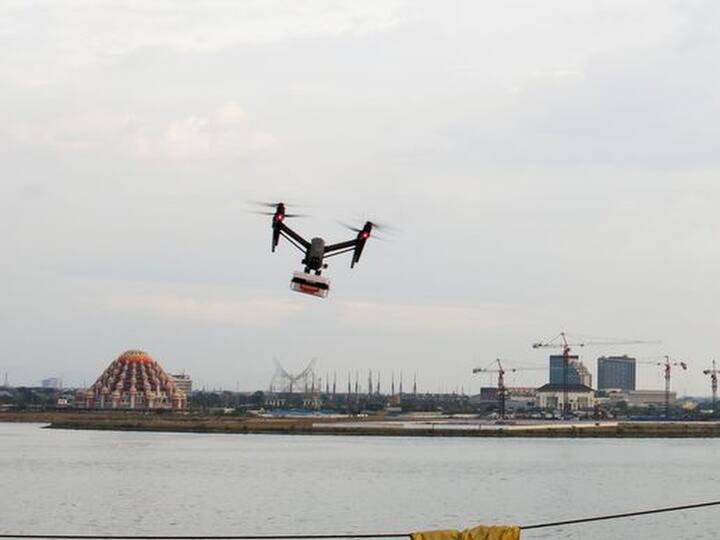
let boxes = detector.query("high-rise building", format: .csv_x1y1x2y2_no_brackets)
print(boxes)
549,355,592,387
41,377,63,389
597,355,636,390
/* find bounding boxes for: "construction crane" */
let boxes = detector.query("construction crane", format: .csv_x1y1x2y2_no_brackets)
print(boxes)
532,332,659,419
659,356,687,418
639,356,687,419
472,359,543,419
703,361,719,415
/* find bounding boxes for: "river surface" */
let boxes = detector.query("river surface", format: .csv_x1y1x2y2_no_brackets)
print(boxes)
1,422,719,539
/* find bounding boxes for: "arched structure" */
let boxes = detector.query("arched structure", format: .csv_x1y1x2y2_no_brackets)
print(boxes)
269,358,317,394
76,350,187,410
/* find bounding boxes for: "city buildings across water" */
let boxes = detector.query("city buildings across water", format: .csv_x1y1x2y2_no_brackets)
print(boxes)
597,356,636,390
549,355,592,387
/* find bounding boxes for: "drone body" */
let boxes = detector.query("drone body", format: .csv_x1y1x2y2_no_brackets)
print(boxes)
261,202,374,298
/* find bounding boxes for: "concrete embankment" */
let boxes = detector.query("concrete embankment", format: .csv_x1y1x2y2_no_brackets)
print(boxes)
4,411,720,437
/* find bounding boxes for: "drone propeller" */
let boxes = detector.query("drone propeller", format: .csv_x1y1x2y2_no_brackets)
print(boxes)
337,221,363,233
250,210,309,218
364,220,396,232
248,201,280,208
338,219,396,232
337,220,391,241
368,233,390,242
247,200,305,208
248,200,309,217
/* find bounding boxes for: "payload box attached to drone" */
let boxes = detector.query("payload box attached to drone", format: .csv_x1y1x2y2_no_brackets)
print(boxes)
290,271,330,298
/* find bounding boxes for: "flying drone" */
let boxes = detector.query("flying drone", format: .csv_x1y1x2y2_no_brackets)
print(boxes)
253,201,381,298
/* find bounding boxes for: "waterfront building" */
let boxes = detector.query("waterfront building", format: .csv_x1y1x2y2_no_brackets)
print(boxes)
76,350,187,410
470,387,537,412
597,355,636,390
604,389,675,407
549,355,592,387
475,386,536,403
171,373,192,396
41,377,63,389
536,383,595,411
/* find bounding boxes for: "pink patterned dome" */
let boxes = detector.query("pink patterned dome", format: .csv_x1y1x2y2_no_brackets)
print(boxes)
77,350,186,410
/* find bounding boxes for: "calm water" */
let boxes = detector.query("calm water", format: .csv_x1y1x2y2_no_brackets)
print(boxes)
1,423,720,539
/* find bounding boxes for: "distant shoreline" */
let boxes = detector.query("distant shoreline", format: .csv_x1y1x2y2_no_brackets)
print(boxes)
3,411,720,438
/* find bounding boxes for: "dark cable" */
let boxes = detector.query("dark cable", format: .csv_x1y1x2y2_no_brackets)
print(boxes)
521,499,720,530
2,500,720,539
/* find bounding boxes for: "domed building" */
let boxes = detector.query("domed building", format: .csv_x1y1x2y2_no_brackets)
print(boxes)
77,350,187,410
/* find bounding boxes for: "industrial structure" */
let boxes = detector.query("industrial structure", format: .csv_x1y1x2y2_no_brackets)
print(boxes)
472,360,544,419
76,350,187,410
269,358,319,394
703,361,719,414
657,356,687,418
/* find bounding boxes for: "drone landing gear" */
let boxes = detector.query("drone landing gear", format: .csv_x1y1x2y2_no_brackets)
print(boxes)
302,264,328,276
290,271,330,298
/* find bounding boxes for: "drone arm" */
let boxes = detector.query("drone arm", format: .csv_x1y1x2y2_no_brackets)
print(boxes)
279,231,308,254
276,221,310,249
324,239,358,253
325,238,368,268
323,247,357,259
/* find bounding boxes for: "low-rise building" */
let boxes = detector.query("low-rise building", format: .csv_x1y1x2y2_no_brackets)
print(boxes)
603,389,676,407
471,387,537,411
41,377,63,389
171,373,192,396
536,383,595,412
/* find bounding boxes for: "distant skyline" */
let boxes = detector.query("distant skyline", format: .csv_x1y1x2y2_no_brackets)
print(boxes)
3,1,720,396
0,350,702,398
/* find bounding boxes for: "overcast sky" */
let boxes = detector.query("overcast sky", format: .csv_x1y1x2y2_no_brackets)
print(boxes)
3,1,720,396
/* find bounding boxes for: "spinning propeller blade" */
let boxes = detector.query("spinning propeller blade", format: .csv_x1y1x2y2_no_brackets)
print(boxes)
338,219,396,237
248,201,281,208
248,201,309,217
248,200,304,208
337,221,363,233
364,220,396,232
